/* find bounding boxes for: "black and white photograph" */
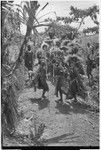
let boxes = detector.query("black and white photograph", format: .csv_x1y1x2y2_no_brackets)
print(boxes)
1,0,100,149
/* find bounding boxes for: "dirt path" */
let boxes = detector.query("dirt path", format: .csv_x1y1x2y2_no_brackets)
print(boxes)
3,81,99,146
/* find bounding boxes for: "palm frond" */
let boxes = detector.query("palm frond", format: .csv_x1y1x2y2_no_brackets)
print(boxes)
2,4,27,26
5,3,13,8
15,4,22,8
30,1,40,11
36,20,48,24
16,7,23,15
25,1,30,10
21,1,30,9
2,6,10,11
36,2,49,16
16,9,28,24
37,11,56,21
42,2,49,10
34,17,39,25
23,5,29,15
22,5,29,23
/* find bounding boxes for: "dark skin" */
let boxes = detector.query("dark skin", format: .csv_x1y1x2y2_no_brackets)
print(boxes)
86,55,95,86
42,89,46,98
58,63,70,102
38,63,49,98
56,91,63,102
55,61,79,103
67,64,78,102
25,45,33,80
55,63,65,102
55,76,63,102
41,65,46,98
58,87,63,102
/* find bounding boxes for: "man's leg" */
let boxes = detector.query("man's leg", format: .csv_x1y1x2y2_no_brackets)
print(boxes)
90,73,94,85
55,87,58,97
58,89,63,102
42,90,46,98
55,77,59,97
89,73,93,87
33,81,36,92
88,73,91,86
73,94,77,102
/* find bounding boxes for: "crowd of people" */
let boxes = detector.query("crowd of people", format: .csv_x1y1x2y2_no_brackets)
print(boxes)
24,33,98,103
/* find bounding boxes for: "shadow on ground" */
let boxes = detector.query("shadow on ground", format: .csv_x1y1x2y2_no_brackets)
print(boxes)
55,99,91,115
44,132,79,145
29,98,50,110
55,101,71,114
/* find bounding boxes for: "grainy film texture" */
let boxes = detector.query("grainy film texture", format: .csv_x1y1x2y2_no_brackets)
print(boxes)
1,0,99,148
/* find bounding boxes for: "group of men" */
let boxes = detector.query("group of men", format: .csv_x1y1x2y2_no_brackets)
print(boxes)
24,36,97,103
24,43,49,99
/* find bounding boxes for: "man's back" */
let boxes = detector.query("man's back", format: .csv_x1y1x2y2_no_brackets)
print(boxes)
25,51,33,62
24,45,33,71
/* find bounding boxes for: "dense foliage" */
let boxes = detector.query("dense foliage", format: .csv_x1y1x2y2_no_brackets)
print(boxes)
1,0,99,146
83,26,99,34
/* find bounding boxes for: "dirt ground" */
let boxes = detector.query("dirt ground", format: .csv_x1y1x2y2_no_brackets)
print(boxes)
3,81,99,147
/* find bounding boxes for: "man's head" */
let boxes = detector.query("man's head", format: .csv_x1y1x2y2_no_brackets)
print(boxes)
42,44,48,51
70,62,75,69
28,45,31,51
87,54,90,59
87,42,91,48
55,41,61,48
40,60,46,68
43,45,48,50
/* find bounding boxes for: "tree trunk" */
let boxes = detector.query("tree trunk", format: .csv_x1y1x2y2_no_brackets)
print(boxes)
17,25,32,63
